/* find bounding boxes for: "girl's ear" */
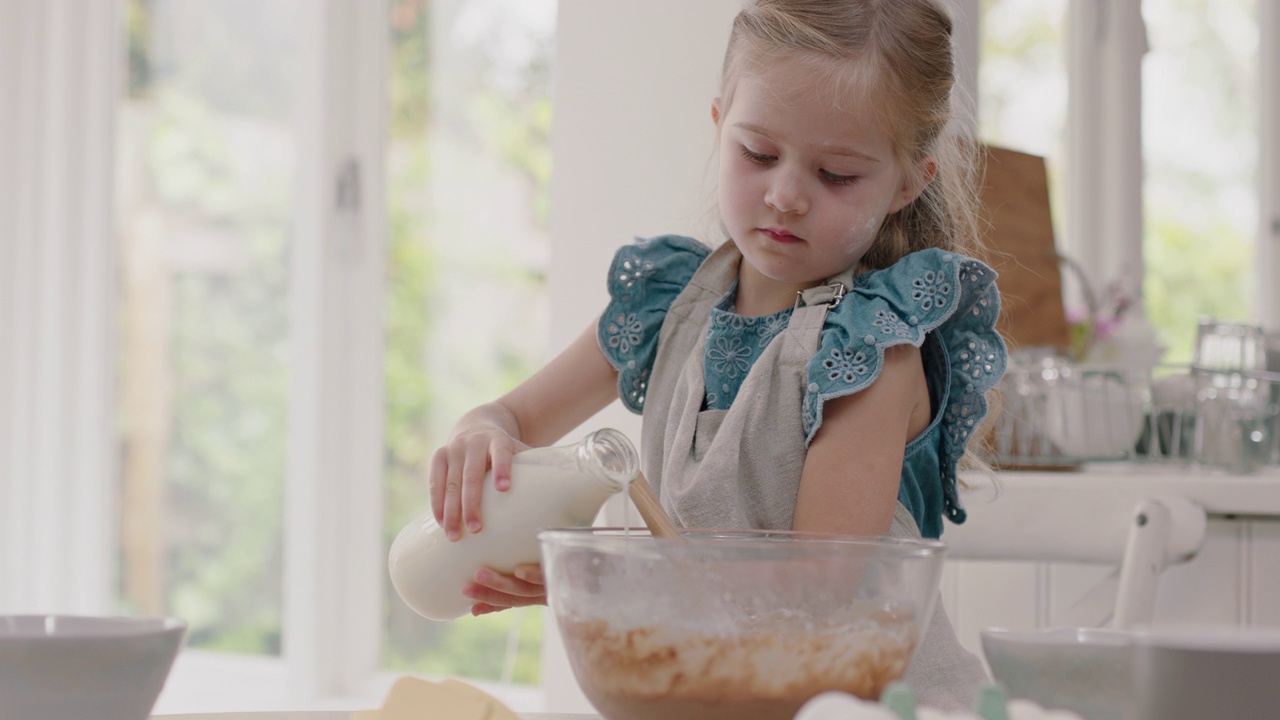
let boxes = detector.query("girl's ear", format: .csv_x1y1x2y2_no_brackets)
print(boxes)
889,157,938,213
711,97,722,126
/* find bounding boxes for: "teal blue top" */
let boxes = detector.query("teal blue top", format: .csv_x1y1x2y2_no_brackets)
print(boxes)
597,235,1006,538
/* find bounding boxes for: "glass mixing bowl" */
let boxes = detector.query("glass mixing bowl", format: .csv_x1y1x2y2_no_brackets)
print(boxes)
539,528,946,720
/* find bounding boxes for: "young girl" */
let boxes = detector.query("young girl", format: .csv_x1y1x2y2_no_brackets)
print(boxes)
429,0,1005,709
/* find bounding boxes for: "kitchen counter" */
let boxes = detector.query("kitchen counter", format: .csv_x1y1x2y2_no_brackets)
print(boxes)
973,463,1280,518
946,461,1280,659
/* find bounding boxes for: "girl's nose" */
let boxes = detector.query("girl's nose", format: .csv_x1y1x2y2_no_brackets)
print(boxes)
763,168,808,215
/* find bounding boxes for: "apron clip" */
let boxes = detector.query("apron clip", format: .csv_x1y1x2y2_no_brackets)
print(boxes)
794,281,847,310
827,281,846,308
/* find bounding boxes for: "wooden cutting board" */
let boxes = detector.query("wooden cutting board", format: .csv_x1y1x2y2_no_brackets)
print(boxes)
977,144,1070,354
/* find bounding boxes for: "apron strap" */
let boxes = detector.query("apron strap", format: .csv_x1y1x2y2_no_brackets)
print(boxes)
794,268,857,310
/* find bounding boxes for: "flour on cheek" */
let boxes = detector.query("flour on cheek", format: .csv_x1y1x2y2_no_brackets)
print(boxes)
842,214,883,260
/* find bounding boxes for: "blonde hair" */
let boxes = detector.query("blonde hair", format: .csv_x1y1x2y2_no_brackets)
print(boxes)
721,0,1001,482
720,0,985,268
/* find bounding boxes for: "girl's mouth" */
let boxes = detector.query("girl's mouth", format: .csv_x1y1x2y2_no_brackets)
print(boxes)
760,227,804,244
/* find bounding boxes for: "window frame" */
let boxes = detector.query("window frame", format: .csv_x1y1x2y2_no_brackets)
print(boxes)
1262,0,1279,329
1,0,394,711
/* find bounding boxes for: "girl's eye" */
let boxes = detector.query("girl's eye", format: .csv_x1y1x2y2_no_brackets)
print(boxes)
821,170,859,186
740,148,776,164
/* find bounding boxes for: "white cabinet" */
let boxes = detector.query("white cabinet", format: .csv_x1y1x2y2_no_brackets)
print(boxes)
942,466,1280,657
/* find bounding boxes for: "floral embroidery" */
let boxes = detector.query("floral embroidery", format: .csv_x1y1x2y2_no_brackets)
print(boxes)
614,256,655,291
872,309,915,339
708,335,752,378
910,270,953,311
604,312,643,355
957,336,1002,382
759,312,790,346
624,367,650,409
702,299,791,409
822,347,870,384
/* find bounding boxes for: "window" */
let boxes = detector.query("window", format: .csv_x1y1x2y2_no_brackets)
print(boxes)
978,0,1069,239
117,0,303,656
1142,0,1259,362
978,0,1274,363
114,0,556,710
382,0,555,685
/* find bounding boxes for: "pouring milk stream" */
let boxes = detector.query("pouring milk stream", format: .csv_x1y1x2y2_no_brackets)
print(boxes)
389,428,640,621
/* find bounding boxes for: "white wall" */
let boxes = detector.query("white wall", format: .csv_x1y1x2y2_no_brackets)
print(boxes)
548,0,740,350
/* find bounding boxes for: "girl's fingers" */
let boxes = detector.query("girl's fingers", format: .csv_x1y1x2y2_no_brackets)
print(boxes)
471,567,545,597
511,563,544,585
463,586,547,613
442,444,468,541
489,435,516,492
470,603,505,616
428,448,449,525
461,566,548,613
460,437,491,536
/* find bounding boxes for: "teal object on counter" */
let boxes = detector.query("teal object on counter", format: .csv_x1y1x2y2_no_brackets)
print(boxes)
974,685,1011,720
881,682,917,719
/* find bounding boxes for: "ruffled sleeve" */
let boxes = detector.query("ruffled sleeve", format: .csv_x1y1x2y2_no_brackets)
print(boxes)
598,235,711,413
802,249,1007,524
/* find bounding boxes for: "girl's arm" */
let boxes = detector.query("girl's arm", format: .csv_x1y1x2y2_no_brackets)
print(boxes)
430,319,620,540
792,343,931,535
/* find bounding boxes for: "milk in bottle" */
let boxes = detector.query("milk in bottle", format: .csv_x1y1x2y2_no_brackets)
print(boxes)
389,428,639,621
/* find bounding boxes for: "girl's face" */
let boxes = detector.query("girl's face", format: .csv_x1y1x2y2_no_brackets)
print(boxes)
714,55,925,299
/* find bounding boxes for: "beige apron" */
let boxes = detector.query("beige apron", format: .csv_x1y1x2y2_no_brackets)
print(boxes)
640,240,989,711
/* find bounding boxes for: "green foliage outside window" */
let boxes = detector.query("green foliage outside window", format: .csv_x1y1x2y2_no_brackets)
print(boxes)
381,0,553,685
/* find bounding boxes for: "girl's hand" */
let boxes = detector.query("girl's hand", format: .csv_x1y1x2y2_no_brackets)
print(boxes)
429,428,529,542
462,564,546,616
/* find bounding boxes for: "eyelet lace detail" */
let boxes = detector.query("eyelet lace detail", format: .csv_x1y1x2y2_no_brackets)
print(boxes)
910,270,953,311
598,235,711,413
872,309,916,340
822,347,871,383
604,312,643,354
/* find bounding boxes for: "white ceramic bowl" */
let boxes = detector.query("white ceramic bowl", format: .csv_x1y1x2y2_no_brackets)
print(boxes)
0,615,186,720
981,626,1134,720
1134,624,1280,720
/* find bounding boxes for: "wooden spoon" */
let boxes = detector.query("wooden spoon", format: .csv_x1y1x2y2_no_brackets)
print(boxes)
627,471,682,539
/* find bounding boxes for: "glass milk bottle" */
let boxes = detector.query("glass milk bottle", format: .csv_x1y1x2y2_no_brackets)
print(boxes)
389,428,639,621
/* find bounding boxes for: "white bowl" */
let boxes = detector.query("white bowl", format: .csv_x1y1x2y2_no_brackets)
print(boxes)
981,626,1134,720
1134,624,1280,720
0,615,186,720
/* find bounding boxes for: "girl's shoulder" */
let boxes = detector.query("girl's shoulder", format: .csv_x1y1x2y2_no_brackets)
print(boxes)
851,248,998,321
803,248,1006,440
605,234,712,304
804,248,1008,526
598,235,712,412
